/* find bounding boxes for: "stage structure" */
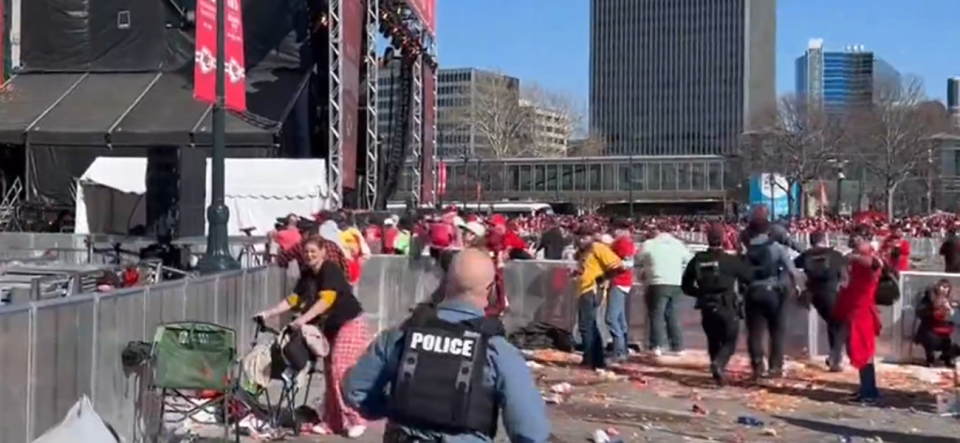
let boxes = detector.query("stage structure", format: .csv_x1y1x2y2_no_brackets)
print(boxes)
314,0,365,209
371,0,437,209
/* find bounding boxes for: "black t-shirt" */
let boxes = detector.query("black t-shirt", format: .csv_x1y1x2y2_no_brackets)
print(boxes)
294,261,363,338
794,247,845,293
539,228,566,260
940,238,960,273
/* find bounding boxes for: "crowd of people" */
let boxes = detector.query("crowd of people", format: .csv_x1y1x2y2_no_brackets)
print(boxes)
248,204,960,441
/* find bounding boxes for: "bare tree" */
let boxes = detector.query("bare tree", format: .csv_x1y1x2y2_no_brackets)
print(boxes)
844,75,951,218
520,82,581,157
740,94,845,216
444,73,581,158
567,135,606,157
443,72,527,158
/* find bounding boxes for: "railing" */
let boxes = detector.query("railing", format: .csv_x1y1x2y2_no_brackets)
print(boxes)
0,256,950,443
0,233,272,266
0,266,286,443
674,231,945,268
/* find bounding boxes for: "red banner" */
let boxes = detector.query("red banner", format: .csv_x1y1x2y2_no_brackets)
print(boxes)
407,0,436,37
340,0,363,191
194,0,247,112
437,161,447,196
420,62,437,203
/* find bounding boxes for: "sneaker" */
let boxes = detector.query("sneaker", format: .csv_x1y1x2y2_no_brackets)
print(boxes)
309,424,331,435
649,347,663,357
709,365,725,387
849,394,878,405
346,425,366,438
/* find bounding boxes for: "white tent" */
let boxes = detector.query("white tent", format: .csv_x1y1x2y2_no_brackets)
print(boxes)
75,157,331,235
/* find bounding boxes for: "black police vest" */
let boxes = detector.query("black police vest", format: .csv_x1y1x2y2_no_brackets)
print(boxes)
388,308,503,436
694,257,724,294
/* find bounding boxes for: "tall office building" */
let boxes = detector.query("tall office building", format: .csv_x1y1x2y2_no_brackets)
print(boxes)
949,77,960,130
378,66,520,159
589,0,776,156
795,39,901,112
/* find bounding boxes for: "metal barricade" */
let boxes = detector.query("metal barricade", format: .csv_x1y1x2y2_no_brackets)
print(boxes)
896,271,960,363
0,266,285,443
5,256,945,443
0,233,90,263
353,257,817,360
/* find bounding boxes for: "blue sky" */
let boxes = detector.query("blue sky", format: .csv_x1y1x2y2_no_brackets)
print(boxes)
434,0,959,101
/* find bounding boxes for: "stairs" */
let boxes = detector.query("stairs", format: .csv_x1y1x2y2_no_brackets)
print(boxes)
0,177,23,231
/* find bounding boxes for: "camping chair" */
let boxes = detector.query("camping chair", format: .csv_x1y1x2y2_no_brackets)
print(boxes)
150,321,239,442
240,317,323,436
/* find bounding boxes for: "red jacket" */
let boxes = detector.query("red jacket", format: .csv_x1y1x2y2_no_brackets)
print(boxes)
610,235,636,287
834,247,881,369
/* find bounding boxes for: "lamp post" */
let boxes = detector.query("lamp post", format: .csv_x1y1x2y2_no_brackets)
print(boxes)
196,0,239,273
475,156,483,211
828,159,847,216
628,154,635,218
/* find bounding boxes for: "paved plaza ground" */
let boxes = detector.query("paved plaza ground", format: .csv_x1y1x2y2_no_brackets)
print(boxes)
192,349,960,443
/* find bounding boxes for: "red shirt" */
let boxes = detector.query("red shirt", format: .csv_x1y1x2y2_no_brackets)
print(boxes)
610,235,636,287
383,226,399,251
429,222,455,249
932,306,954,336
882,237,910,271
274,228,302,252
486,231,505,252
503,231,527,252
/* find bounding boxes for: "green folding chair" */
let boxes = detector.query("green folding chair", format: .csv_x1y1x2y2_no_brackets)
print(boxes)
150,321,239,442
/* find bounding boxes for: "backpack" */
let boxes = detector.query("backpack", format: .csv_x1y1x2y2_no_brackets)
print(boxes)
745,240,778,280
804,252,833,283
874,266,901,306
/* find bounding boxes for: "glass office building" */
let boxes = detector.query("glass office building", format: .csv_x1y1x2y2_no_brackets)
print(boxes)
795,39,901,112
589,0,776,156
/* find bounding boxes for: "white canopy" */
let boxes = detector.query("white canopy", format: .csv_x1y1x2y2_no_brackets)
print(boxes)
75,157,331,235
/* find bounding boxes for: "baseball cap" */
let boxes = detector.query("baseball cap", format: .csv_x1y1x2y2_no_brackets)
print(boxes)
461,221,486,237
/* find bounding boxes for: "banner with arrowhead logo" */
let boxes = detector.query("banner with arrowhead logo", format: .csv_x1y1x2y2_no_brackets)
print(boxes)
194,0,247,112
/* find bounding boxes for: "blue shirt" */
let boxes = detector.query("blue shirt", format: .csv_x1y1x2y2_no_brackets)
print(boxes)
342,300,551,443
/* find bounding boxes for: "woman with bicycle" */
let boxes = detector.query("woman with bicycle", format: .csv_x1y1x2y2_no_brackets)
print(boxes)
255,236,369,438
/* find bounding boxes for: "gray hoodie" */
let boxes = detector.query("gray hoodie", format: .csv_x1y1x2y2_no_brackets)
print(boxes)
747,233,798,287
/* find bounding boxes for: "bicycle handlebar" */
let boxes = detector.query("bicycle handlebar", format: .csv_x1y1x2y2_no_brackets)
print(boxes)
252,316,281,336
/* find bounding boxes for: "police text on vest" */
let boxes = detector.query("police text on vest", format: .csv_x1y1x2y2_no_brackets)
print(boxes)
410,332,475,357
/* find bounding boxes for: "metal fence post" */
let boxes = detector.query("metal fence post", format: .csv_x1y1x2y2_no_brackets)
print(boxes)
213,275,221,324
807,306,819,360
89,294,101,406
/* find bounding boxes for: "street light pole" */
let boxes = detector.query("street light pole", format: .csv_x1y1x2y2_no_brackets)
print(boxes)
197,0,239,273
628,155,634,219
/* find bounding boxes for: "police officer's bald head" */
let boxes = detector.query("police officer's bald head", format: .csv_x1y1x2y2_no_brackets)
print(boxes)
448,247,496,308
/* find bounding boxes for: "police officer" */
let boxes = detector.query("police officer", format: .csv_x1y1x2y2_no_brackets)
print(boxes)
741,216,799,380
342,247,550,443
682,224,752,385
794,231,846,371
